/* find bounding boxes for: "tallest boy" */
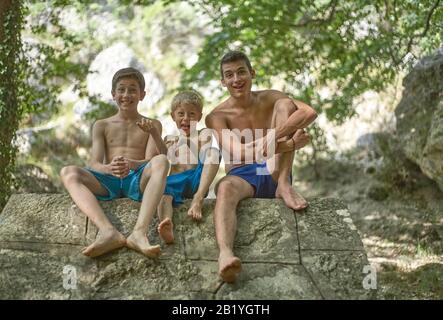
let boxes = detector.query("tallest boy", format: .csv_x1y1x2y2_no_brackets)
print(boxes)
206,51,317,283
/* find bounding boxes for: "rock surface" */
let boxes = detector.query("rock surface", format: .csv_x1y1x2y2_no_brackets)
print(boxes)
395,48,443,191
0,194,375,299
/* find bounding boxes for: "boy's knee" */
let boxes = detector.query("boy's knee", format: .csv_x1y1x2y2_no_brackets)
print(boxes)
60,165,80,181
217,180,236,198
150,154,170,172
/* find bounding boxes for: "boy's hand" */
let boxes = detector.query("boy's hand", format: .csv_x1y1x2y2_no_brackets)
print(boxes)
289,129,310,151
136,118,156,134
110,156,130,178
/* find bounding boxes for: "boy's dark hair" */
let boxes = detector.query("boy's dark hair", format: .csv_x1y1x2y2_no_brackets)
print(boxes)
220,51,253,79
112,67,145,92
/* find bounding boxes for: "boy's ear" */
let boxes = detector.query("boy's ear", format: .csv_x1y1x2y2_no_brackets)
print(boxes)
251,69,256,79
170,111,175,120
111,90,116,99
221,78,227,87
140,90,146,101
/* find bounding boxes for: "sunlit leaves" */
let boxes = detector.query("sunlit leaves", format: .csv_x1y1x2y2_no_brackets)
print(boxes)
180,0,443,124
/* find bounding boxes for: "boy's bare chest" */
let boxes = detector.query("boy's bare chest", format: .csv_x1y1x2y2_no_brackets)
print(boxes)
225,108,273,135
104,122,148,147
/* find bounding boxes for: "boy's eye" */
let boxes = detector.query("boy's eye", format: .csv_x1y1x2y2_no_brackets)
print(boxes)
178,112,184,116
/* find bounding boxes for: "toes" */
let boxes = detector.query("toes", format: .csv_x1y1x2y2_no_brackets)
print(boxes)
145,245,161,258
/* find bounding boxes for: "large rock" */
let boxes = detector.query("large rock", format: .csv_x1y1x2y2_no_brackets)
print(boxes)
395,48,443,191
0,194,375,299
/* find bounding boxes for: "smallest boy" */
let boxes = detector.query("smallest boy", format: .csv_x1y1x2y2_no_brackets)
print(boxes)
158,91,220,244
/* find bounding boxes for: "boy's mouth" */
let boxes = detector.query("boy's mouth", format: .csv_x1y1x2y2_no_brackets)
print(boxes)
232,83,245,91
180,124,190,131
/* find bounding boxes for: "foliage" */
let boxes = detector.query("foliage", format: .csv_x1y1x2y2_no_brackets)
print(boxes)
170,0,442,163
0,0,91,209
180,0,443,124
21,1,90,126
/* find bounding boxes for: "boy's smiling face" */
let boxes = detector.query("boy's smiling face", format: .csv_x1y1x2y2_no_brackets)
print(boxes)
171,103,202,136
221,60,255,99
112,77,146,111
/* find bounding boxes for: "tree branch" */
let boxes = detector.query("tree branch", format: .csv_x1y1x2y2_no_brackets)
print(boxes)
405,0,441,54
290,0,338,28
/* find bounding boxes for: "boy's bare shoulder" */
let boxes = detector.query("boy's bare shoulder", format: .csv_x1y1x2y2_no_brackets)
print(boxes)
139,116,162,130
256,89,288,100
139,115,159,122
209,98,231,115
206,100,230,124
92,118,109,130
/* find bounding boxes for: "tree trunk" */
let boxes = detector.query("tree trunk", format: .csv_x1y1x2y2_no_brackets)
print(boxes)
0,0,23,210
0,1,12,39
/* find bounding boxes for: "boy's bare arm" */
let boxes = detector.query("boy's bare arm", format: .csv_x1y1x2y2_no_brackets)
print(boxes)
274,98,318,139
194,133,220,199
88,120,112,174
122,119,166,170
144,119,167,160
137,118,167,156
188,135,220,220
206,113,302,162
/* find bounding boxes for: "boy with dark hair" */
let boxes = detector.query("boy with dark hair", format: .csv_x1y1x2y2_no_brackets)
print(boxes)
207,51,317,282
61,67,169,258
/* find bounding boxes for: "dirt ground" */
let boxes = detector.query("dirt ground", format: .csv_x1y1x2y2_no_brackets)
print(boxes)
293,148,443,299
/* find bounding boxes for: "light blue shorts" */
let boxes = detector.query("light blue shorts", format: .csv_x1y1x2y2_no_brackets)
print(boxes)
164,160,203,206
85,162,149,202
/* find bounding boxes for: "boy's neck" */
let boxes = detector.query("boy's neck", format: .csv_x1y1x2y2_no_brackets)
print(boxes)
117,109,140,121
230,91,255,109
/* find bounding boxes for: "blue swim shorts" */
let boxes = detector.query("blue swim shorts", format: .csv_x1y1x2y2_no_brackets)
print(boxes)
85,162,149,202
164,160,204,207
226,162,291,198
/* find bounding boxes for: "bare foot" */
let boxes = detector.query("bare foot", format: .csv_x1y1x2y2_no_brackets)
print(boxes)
158,218,174,244
82,228,126,257
275,184,309,211
219,253,242,283
187,197,203,220
126,231,161,258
